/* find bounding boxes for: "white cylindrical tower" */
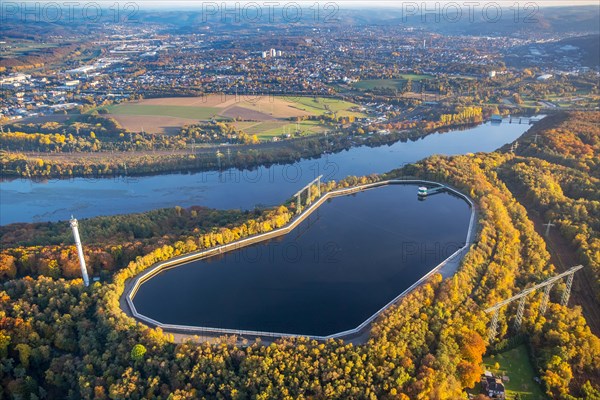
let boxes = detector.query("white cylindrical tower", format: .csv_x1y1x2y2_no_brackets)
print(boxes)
69,216,90,286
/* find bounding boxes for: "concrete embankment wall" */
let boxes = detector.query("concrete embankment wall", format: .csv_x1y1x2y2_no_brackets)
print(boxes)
122,179,477,342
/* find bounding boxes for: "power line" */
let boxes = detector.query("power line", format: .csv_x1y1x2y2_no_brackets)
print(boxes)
485,265,584,342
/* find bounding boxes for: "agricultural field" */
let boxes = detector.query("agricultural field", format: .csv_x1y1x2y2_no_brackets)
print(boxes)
101,103,220,120
481,345,546,400
516,94,600,110
98,95,365,137
0,41,59,58
353,75,433,90
286,96,366,118
104,114,201,135
399,73,434,81
232,119,325,140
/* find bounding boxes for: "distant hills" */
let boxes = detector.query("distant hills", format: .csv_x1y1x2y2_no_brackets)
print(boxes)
1,5,598,40
558,34,600,67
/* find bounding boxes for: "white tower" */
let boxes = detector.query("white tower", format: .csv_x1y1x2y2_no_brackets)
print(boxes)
69,216,90,286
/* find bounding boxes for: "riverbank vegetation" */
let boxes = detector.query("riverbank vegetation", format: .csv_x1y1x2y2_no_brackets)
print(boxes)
1,103,492,179
0,119,463,179
0,112,598,399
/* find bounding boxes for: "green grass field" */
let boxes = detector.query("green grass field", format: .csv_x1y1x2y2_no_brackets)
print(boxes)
102,97,364,120
261,120,324,139
230,121,265,132
102,104,220,120
481,345,546,400
288,97,364,118
353,75,433,91
1,42,59,57
232,120,325,140
99,96,363,139
399,73,433,81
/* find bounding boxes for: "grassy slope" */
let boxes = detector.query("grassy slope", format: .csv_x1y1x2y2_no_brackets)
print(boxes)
258,120,325,139
289,97,365,118
231,120,325,140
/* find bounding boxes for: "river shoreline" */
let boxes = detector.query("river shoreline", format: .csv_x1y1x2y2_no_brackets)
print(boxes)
0,120,494,180
0,118,540,225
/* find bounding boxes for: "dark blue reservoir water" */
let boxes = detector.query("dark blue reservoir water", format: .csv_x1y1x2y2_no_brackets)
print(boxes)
132,184,471,336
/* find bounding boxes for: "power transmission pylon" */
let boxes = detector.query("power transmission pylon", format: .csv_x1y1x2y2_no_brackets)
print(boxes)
539,283,553,315
561,273,574,306
485,265,583,342
514,296,527,331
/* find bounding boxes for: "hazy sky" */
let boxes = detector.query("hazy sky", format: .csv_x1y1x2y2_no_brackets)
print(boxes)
18,0,600,9
37,0,596,6
307,0,594,4
138,0,599,5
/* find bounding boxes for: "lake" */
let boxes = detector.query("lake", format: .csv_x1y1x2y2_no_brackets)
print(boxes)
132,184,471,337
0,119,534,225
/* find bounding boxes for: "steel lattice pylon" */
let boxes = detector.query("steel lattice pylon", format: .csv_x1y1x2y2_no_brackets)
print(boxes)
561,273,574,306
294,175,323,214
539,283,553,315
485,265,583,342
488,309,500,343
514,296,527,331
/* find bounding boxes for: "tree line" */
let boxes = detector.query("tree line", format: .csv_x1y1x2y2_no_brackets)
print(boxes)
1,148,599,398
499,111,600,305
1,112,600,397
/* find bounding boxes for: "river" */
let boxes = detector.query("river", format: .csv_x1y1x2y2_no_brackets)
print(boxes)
0,118,534,225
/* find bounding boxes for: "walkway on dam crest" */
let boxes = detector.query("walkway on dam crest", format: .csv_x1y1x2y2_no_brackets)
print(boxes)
119,179,478,344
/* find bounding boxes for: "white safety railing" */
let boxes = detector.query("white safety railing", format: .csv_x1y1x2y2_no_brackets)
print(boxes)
123,179,477,341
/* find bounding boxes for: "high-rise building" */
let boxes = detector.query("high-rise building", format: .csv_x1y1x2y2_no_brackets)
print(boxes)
270,48,277,57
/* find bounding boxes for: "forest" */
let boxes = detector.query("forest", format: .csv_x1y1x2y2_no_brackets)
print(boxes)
497,111,600,322
0,120,448,179
1,103,491,179
0,116,256,153
0,112,599,399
